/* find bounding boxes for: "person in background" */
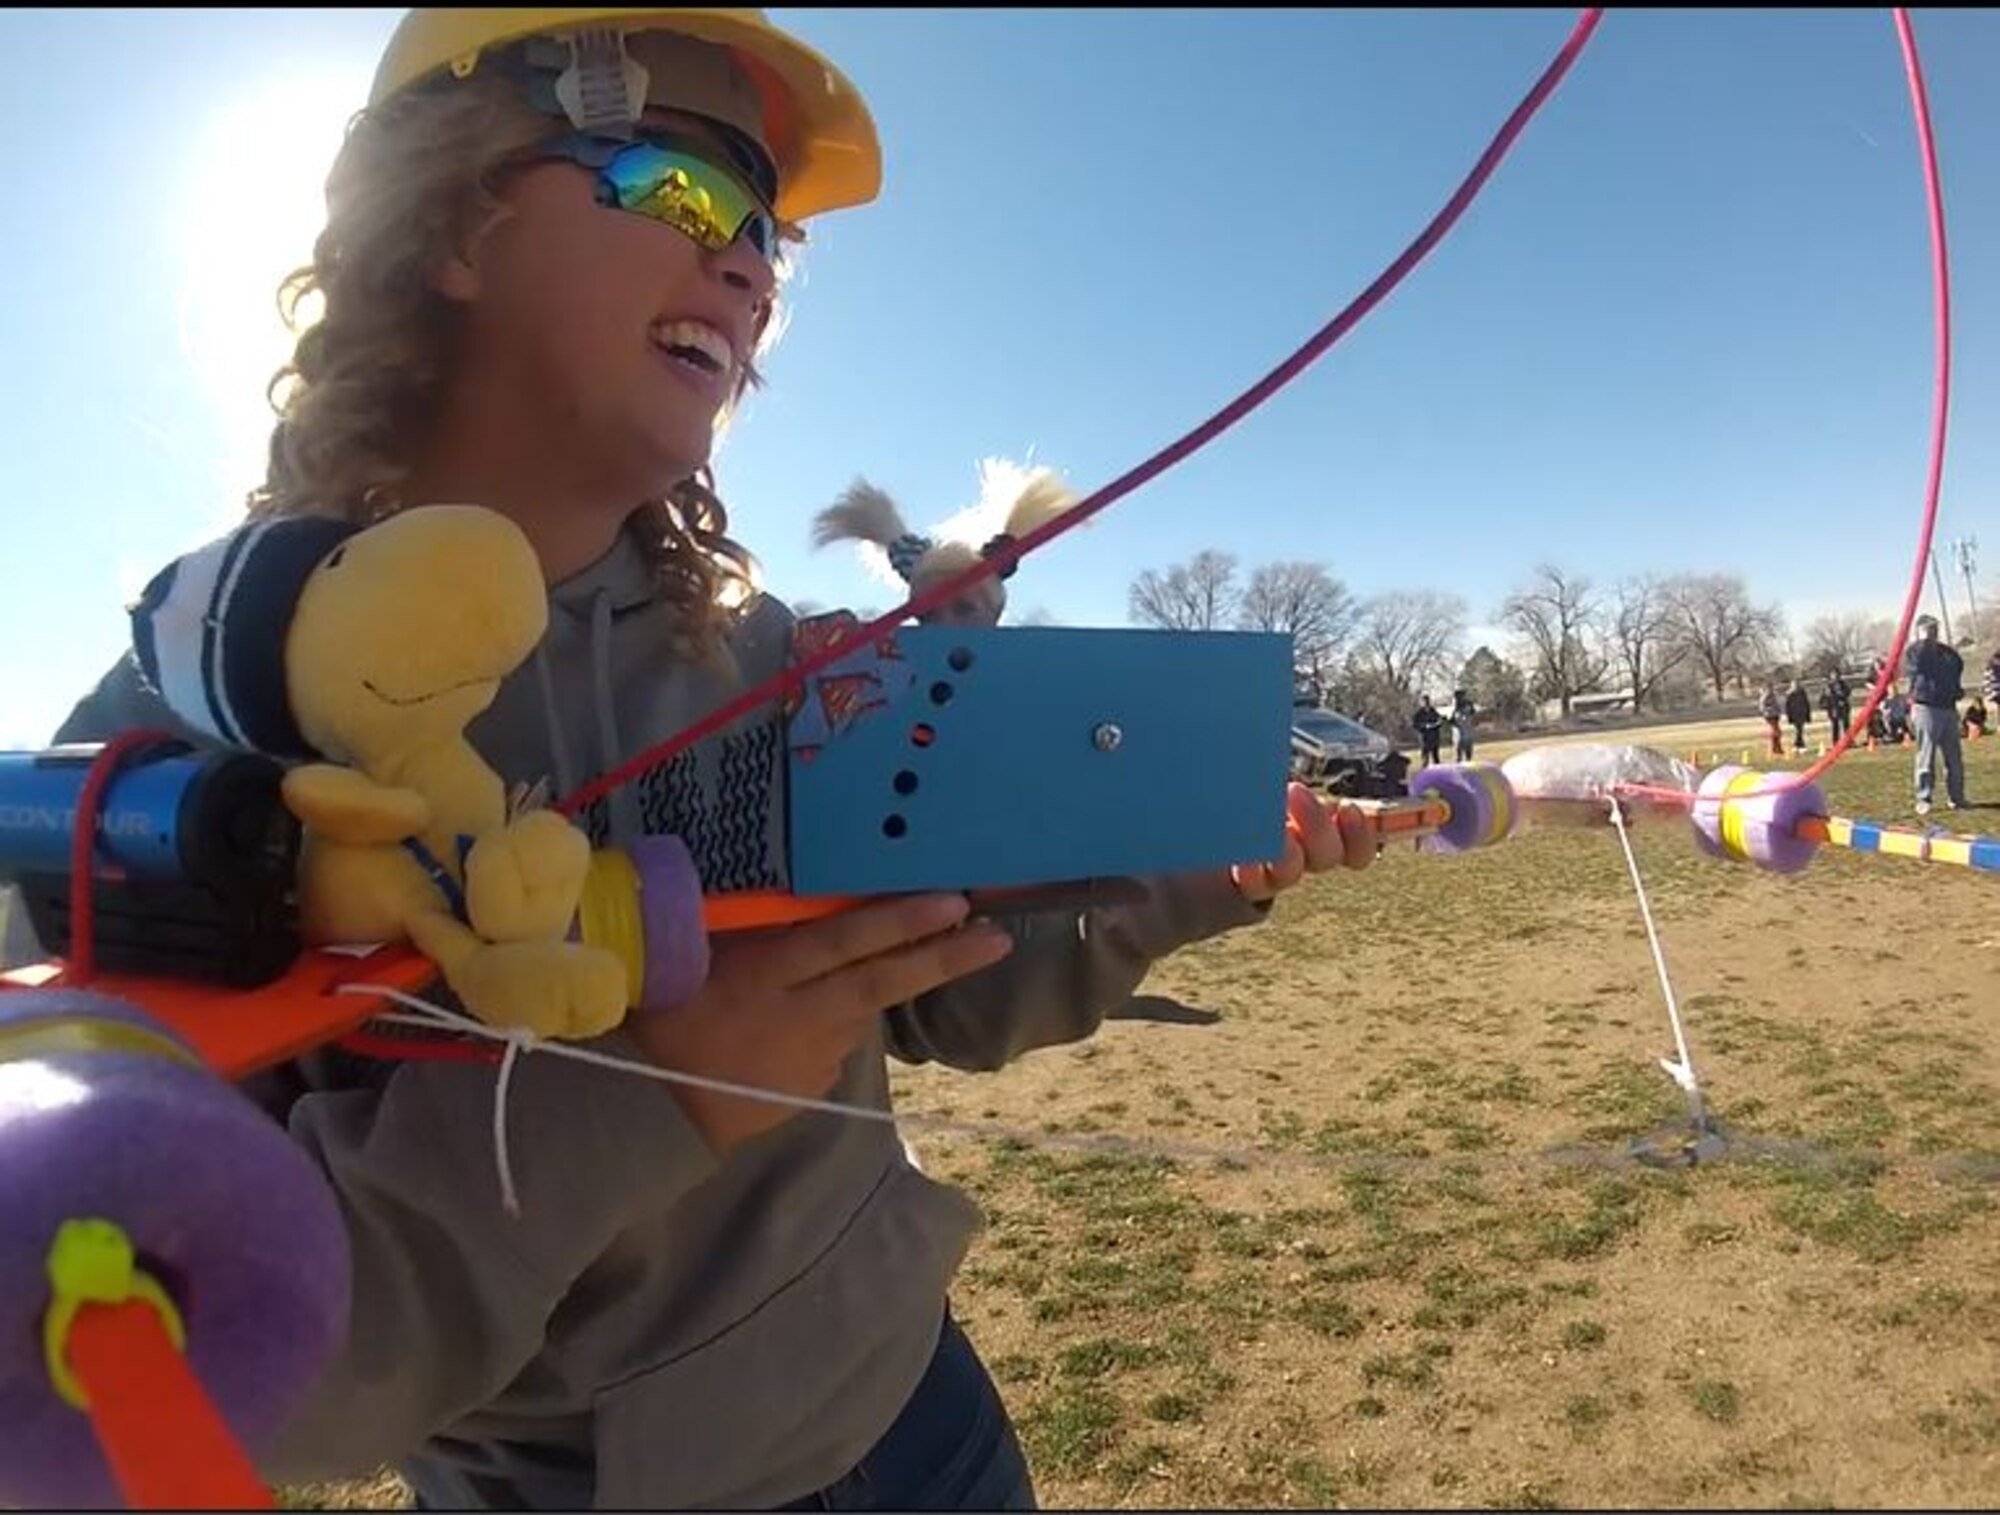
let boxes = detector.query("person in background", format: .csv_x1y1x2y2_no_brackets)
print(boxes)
1962,693,1989,740
1449,689,1477,762
1821,668,1851,742
1412,694,1444,766
1903,613,1968,814
1883,686,1912,745
1758,682,1783,757
1783,678,1812,753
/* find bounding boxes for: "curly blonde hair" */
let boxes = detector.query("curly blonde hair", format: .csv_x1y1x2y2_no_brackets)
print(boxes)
248,68,764,653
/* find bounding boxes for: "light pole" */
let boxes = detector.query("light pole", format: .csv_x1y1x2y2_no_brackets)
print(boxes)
1928,546,1955,644
1952,536,1980,644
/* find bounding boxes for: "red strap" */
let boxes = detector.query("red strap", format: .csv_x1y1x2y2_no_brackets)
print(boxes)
54,730,182,988
67,1300,276,1510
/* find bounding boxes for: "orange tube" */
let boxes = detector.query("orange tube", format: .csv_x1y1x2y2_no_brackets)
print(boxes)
701,890,863,932
1290,794,1452,846
66,1300,274,1510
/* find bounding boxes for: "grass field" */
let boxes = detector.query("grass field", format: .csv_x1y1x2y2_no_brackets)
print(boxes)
288,717,2000,1508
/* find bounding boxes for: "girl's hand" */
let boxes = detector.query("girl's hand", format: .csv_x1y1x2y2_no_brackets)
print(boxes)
1230,782,1376,903
629,893,1014,1156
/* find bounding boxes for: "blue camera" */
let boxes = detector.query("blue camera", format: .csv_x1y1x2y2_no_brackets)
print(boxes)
0,744,301,986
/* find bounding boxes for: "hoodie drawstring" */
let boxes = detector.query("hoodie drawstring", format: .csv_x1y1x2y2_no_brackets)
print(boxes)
589,588,642,849
532,641,578,802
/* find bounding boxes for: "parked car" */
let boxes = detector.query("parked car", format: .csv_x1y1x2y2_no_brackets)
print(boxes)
1289,705,1410,797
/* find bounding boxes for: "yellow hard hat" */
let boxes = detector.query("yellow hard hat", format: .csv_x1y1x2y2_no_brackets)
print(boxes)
368,7,881,223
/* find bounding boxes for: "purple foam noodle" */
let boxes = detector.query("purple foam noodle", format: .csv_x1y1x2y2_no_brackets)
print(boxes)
1690,766,1824,875
0,989,351,1509
1689,764,1745,862
1411,763,1512,855
629,834,710,1009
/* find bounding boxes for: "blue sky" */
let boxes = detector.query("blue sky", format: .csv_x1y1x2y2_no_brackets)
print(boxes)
3,7,1996,744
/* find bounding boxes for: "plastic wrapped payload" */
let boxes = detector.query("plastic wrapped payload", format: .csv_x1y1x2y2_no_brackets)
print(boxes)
1499,743,1700,828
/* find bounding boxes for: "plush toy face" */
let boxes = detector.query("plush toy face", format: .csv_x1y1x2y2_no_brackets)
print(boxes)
912,542,1005,627
284,506,550,767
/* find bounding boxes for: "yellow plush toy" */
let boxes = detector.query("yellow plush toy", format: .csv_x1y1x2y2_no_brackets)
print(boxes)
129,504,628,1040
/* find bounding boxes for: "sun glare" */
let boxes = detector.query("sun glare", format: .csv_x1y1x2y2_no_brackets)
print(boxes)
175,70,369,530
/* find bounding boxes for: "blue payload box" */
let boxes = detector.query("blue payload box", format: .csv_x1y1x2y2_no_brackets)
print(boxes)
782,619,1294,895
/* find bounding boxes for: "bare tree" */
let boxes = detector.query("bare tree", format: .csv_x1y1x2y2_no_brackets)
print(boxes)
1608,574,1692,713
1664,573,1784,700
1329,663,1414,737
1236,561,1359,680
1348,589,1467,705
1128,550,1240,631
1498,564,1607,719
1802,611,1896,677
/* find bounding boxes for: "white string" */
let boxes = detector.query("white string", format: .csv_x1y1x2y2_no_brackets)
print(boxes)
338,984,918,1218
492,1032,528,1218
332,977,1982,1208
1605,796,1708,1131
335,983,1670,1210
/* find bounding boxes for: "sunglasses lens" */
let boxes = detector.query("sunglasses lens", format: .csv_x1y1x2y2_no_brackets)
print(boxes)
600,142,777,257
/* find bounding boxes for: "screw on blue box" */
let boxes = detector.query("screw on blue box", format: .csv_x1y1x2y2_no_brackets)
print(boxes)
783,623,1295,895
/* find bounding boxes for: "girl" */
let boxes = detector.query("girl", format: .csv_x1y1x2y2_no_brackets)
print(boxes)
54,9,1369,1511
1449,687,1478,762
811,460,1079,628
1759,682,1784,756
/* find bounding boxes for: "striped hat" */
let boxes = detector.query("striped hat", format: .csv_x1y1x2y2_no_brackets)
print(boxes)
129,516,363,757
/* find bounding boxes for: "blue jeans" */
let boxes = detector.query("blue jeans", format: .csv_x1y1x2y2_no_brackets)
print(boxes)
1912,703,1967,808
404,1310,1034,1511
779,1310,1035,1512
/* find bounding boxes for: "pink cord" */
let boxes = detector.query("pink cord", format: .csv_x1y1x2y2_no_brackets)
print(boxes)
1618,7,1950,809
557,8,1608,819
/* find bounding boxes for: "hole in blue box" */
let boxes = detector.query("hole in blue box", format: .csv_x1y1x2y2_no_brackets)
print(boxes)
948,647,974,673
883,814,908,839
893,769,919,795
911,723,936,748
929,681,954,706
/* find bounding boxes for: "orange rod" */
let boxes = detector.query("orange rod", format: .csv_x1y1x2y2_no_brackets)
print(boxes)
66,1299,274,1510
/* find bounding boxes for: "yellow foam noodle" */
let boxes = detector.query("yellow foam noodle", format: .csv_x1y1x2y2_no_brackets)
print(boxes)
1482,765,1514,846
1717,770,1765,862
1877,830,1931,861
1929,836,1972,868
576,847,645,1008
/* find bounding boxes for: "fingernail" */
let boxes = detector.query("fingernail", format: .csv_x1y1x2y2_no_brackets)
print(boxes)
914,893,972,930
969,921,1014,959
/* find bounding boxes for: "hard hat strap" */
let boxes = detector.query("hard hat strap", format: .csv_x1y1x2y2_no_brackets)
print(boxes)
525,28,649,138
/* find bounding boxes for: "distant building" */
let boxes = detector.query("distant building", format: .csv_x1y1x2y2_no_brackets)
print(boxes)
1536,688,1635,724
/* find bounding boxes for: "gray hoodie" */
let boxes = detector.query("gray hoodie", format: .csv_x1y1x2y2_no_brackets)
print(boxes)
49,522,1267,1509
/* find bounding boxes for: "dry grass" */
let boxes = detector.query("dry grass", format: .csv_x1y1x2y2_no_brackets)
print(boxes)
297,732,2000,1509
